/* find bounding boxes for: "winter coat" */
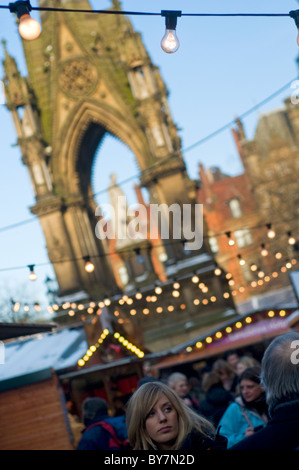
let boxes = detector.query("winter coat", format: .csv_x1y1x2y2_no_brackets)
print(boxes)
179,428,227,451
77,413,128,450
231,398,299,450
197,384,233,426
218,396,267,448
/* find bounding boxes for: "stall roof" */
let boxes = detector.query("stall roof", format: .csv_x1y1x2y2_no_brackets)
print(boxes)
0,326,88,390
152,308,299,371
0,322,57,341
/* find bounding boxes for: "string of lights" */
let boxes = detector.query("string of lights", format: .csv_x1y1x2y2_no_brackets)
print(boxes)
183,307,293,355
46,255,297,322
77,329,144,368
0,73,296,235
3,1,299,52
0,216,298,277
2,1,299,319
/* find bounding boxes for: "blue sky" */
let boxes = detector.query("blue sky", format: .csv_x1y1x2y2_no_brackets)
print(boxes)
0,0,299,319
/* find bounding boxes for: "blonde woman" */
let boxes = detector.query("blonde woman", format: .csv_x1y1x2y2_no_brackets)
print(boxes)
125,381,227,451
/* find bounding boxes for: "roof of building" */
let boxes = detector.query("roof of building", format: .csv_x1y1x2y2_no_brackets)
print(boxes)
0,322,56,341
0,326,88,391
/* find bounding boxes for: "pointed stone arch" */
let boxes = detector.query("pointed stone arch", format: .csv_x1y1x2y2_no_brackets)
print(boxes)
2,0,205,303
55,99,152,199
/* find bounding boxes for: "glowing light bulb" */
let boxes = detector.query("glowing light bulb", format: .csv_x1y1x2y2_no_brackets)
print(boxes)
214,266,222,276
84,256,95,273
238,254,245,265
19,13,41,40
161,29,180,53
9,1,41,40
225,231,235,246
266,224,276,239
260,244,268,257
28,264,37,281
287,231,296,245
161,10,181,54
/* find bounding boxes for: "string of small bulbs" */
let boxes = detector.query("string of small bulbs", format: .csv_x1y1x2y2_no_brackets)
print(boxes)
77,329,145,368
45,253,297,322
4,1,299,53
183,307,293,355
1,220,297,280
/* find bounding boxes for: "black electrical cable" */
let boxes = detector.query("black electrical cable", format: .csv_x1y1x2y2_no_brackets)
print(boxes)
0,76,296,235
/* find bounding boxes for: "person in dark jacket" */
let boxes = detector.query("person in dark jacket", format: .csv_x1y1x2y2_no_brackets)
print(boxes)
231,331,299,450
77,397,128,450
167,372,199,411
125,381,227,450
197,371,234,426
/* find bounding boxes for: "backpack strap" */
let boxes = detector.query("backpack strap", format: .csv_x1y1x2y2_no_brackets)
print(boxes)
85,420,128,448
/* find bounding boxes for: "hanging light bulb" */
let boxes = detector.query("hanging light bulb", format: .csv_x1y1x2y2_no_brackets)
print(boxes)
84,256,95,273
266,223,276,239
237,254,245,265
287,231,296,245
258,269,265,278
9,1,41,40
28,264,37,281
154,285,162,295
14,302,20,312
250,263,258,272
290,10,299,46
214,264,222,276
260,243,268,257
225,231,235,246
160,10,181,54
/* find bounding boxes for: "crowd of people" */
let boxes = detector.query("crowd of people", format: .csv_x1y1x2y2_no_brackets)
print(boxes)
73,331,299,451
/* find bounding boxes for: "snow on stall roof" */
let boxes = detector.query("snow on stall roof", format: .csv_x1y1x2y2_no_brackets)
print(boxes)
0,327,88,382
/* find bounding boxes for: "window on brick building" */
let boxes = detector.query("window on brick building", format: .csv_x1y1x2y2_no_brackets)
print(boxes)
228,198,243,218
235,229,253,247
242,264,254,282
209,236,218,254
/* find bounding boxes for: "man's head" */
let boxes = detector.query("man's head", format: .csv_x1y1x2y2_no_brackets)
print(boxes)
224,350,240,371
82,397,108,426
261,331,299,412
167,372,188,398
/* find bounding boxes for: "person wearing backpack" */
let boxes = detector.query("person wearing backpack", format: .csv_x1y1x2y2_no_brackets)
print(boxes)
77,397,129,450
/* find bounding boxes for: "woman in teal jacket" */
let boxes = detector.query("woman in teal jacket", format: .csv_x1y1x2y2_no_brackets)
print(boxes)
218,366,268,448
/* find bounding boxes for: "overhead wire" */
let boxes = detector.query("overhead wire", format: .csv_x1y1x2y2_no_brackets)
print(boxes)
0,76,297,233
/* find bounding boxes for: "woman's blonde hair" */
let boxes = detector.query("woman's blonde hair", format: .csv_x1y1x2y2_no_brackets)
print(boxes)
126,381,215,450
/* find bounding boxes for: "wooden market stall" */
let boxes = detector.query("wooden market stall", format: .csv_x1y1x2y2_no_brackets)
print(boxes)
0,323,148,450
151,307,299,378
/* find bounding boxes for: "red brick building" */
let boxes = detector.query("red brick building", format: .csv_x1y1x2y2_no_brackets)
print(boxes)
197,105,299,308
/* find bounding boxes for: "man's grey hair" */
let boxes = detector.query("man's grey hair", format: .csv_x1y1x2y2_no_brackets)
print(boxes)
260,331,299,410
167,372,187,387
